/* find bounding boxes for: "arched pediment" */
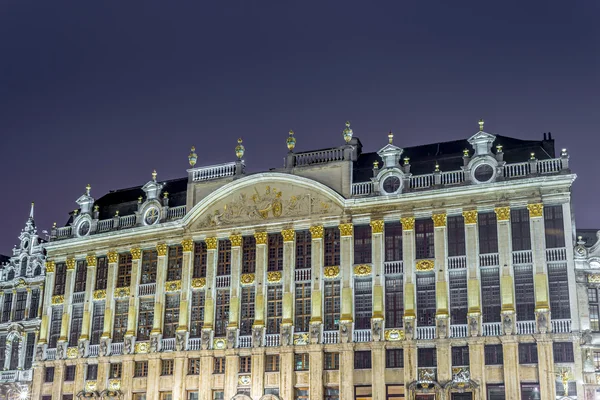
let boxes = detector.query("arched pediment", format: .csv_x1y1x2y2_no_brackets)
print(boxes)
185,173,346,231
231,395,252,400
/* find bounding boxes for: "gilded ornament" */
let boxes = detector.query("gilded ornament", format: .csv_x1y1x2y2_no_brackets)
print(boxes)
52,295,64,305
267,271,282,283
93,290,107,300
401,217,415,230
191,278,206,289
135,342,149,354
338,223,353,237
66,257,76,270
166,280,182,292
494,207,511,221
45,260,55,273
354,264,372,276
596,373,600,385
309,225,323,239
85,380,97,393
324,266,340,279
240,273,255,285
416,259,435,271
107,251,119,263
188,146,198,167
108,379,121,391
67,347,78,359
370,220,384,234
462,210,478,225
86,254,97,267
235,138,245,159
16,279,26,289
238,375,252,386
527,203,544,218
229,234,242,247
130,247,142,260
214,338,227,349
181,239,194,252
293,333,309,345
432,213,447,227
156,243,168,256
115,287,130,298
281,229,295,242
254,232,268,245
286,130,296,151
384,329,405,341
342,121,353,143
588,274,600,284
205,237,218,250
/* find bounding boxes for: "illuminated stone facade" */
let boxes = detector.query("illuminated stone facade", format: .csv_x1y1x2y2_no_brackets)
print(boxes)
31,124,581,400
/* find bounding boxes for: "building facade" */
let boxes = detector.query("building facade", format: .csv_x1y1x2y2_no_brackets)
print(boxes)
0,204,46,399
32,122,580,400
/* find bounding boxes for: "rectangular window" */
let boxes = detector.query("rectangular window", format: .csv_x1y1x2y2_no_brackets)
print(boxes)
354,278,372,329
548,263,571,319
266,354,280,372
134,361,148,377
514,265,535,321
294,389,309,400
160,393,172,400
161,359,174,375
69,304,84,347
325,387,340,400
589,288,600,332
268,234,283,272
24,332,35,369
355,386,372,400
385,221,403,261
1,293,12,322
193,242,207,278
0,335,4,367
214,289,230,337
416,272,436,327
239,356,252,373
449,270,467,324
42,397,52,400
354,225,372,264
14,290,27,321
95,256,108,290
190,291,205,338
415,219,434,259
87,364,98,380
267,285,283,334
354,351,372,369
386,349,404,368
485,344,504,365
54,262,67,295
325,352,340,370
511,209,531,251
188,358,201,375
385,276,404,328
518,343,538,364
478,212,498,254
213,357,225,374
137,299,154,341
29,288,40,319
112,300,129,343
110,363,122,379
212,392,224,400
294,353,309,371
418,348,437,367
594,351,600,371
481,267,501,323
63,396,74,400
188,393,198,400
521,383,541,400
324,227,341,266
386,385,405,399
134,395,147,400
486,384,505,400
240,287,255,335
451,346,469,366
242,236,256,273
141,250,158,284
117,254,132,288
49,306,63,348
45,366,55,382
167,245,183,281
295,230,311,269
447,215,465,257
74,260,87,292
553,342,574,363
91,302,105,345
324,280,341,331
163,294,180,339
544,205,565,248
217,240,231,275
294,283,311,333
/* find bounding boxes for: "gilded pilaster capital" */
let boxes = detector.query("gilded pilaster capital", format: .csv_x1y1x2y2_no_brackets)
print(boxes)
45,260,55,273
205,237,218,250
281,229,295,242
494,207,511,221
370,220,384,234
254,232,267,245
527,203,544,218
181,239,194,252
130,247,142,260
400,217,415,230
432,213,447,227
65,257,76,270
338,223,353,237
107,251,119,263
229,234,243,247
156,243,168,256
86,254,97,267
462,210,478,224
309,225,324,239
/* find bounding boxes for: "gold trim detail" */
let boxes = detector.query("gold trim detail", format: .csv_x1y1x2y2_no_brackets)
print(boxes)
339,223,353,237
66,257,76,270
293,333,309,345
93,290,106,300
589,274,600,283
85,380,97,393
416,259,435,271
527,203,544,218
229,234,242,247
267,271,282,283
432,213,447,227
205,237,218,250
166,280,182,292
494,207,511,221
354,264,372,276
45,260,55,273
182,239,194,252
309,225,324,239
108,379,121,391
115,287,130,298
107,251,118,263
191,278,206,289
281,229,295,242
241,273,255,285
214,338,227,349
254,232,267,245
324,266,340,279
135,342,149,354
370,220,384,234
401,217,415,230
462,210,478,224
238,375,252,386
86,254,97,267
52,295,64,305
384,329,405,341
130,247,142,260
156,243,168,256
67,347,78,359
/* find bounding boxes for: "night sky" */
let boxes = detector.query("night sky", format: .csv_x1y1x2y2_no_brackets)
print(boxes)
0,1,598,254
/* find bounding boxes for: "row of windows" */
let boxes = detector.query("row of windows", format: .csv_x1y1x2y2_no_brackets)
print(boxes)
0,288,40,323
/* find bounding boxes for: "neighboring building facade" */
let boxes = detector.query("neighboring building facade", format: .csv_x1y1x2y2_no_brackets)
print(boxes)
32,122,580,400
0,204,46,399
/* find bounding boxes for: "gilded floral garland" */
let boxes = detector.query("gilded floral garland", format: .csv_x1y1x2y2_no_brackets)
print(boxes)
240,273,255,285
309,225,324,239
354,264,372,276
462,210,478,225
93,290,107,300
267,271,282,283
166,280,182,292
115,287,130,298
191,278,206,289
416,259,435,271
52,295,64,305
324,266,340,279
494,207,510,221
384,329,405,341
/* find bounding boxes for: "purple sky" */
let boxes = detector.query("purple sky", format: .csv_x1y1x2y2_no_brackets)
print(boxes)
0,1,598,254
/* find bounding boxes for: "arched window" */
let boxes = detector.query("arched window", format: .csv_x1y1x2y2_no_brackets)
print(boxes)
20,258,28,276
34,265,41,276
9,337,20,370
7,269,15,281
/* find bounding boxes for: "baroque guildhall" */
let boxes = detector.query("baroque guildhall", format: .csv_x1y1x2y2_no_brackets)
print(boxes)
3,120,598,400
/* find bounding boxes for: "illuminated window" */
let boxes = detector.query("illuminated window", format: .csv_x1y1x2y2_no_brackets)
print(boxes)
295,283,311,333
117,254,132,288
268,234,283,272
167,245,183,281
141,250,158,284
589,288,600,332
193,242,207,278
137,299,154,341
267,286,283,334
296,230,311,269
190,291,205,338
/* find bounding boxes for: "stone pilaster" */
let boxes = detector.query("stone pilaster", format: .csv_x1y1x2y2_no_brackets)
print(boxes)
401,217,416,337
536,335,557,399
24,287,32,320
309,225,324,343
500,336,521,399
172,353,186,400
51,364,65,400
463,210,481,335
250,348,266,400
253,232,268,333
79,254,97,343
102,251,119,340
59,257,77,346
147,355,161,400
371,341,386,400
468,338,485,392
433,213,449,339
199,354,213,400
126,248,141,340
281,229,295,332
202,238,218,347
339,223,354,325
39,260,56,344
404,341,417,389
280,347,294,400
97,359,110,392
562,202,580,329
309,345,324,400
528,204,550,333
178,238,195,349
339,343,355,400
122,356,134,400
224,352,239,400
152,244,169,339
436,339,451,382
371,220,385,341
495,207,516,333
227,235,242,344
74,360,86,399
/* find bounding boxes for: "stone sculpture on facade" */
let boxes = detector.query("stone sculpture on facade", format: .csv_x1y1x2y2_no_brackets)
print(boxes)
252,326,263,348
339,321,352,344
371,319,383,341
309,323,320,344
468,315,479,337
502,313,514,335
226,329,236,349
280,325,291,346
436,317,447,339
536,311,549,334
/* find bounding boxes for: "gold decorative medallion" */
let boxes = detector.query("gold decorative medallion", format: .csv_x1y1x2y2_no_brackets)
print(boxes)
589,274,600,283
354,264,372,276
107,251,119,263
240,273,255,285
416,259,435,271
66,257,76,270
238,375,251,386
86,254,97,267
338,223,353,237
45,260,55,273
281,229,295,242
115,287,130,298
16,279,26,289
166,280,182,292
293,333,309,345
67,347,78,359
267,271,282,283
432,213,447,227
205,237,218,250
370,220,384,234
108,379,121,391
229,234,242,247
130,247,142,260
52,295,64,305
309,225,324,239
401,217,415,230
181,239,194,252
156,243,168,256
191,278,206,289
527,203,544,218
384,329,405,341
85,380,97,392
135,342,149,354
462,210,478,224
254,232,268,245
214,338,227,349
93,290,106,300
494,207,511,221
324,266,340,279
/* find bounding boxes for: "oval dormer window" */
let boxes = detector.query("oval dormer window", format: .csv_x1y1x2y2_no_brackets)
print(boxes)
383,175,402,194
78,220,91,237
473,163,494,183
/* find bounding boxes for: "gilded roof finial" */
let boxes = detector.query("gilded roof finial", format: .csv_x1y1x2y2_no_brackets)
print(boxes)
152,170,157,182
138,196,143,204
373,160,379,169
188,146,198,167
52,222,57,229
86,184,91,196
343,121,353,143
163,191,169,199
388,131,393,144
478,118,484,131
286,130,296,152
235,138,245,160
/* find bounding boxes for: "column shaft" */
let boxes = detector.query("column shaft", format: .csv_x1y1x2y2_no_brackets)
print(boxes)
153,244,168,334
126,250,141,336
339,223,354,322
282,229,295,325
80,255,97,340
179,239,194,332
102,252,119,338
309,226,324,325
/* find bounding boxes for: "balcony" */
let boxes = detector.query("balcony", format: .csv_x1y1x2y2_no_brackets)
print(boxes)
416,326,436,340
295,269,311,282
447,256,467,270
353,329,372,343
111,342,123,355
0,370,33,382
72,292,85,304
323,331,339,344
516,320,536,335
513,250,533,265
479,253,500,267
46,348,57,360
238,335,252,348
191,161,238,181
216,275,231,288
384,260,404,275
88,344,99,357
188,338,202,350
547,247,567,262
265,334,280,347
162,338,176,351
482,322,502,336
552,319,572,333
450,324,468,338
138,283,157,297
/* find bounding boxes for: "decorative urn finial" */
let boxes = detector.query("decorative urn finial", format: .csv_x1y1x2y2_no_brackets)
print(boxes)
478,118,484,131
235,138,245,160
188,146,198,167
152,170,157,182
286,130,296,152
388,131,393,144
85,184,91,196
343,121,353,143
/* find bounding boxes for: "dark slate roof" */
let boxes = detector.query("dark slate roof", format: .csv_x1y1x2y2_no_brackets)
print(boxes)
577,229,599,247
0,255,9,266
353,134,556,183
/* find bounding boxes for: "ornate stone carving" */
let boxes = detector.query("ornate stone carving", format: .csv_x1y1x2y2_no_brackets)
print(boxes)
370,220,384,234
252,326,263,348
418,368,436,382
135,341,149,354
86,254,97,267
309,323,321,344
57,342,67,360
416,259,435,271
100,338,111,357
588,274,600,283
452,367,470,382
175,331,186,351
66,346,78,359
281,325,292,346
201,329,212,350
309,225,324,239
401,217,415,230
404,318,414,340
213,338,227,349
281,229,295,242
115,287,130,298
502,313,514,335
238,375,251,386
384,329,405,341
462,210,478,224
293,333,309,345
156,243,168,256
123,337,133,355
494,207,511,221
468,314,480,337
432,213,447,227
35,344,45,361
354,264,372,276
527,203,544,218
78,340,87,358
85,380,98,393
45,260,55,273
93,290,106,300
267,271,282,283
436,317,448,339
338,223,353,237
254,232,268,245
339,321,352,344
165,280,182,292
240,273,255,285
372,319,383,341
130,247,142,260
205,237,218,250
66,257,76,270
52,295,64,305
107,251,118,263
181,239,194,252
324,266,340,279
226,329,236,349
150,335,160,352
536,309,549,334
191,278,206,289
229,234,243,247
108,379,121,391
